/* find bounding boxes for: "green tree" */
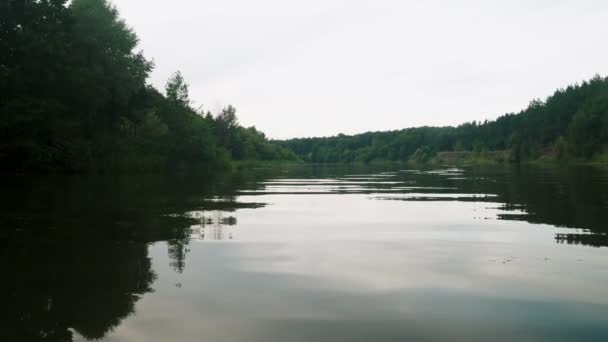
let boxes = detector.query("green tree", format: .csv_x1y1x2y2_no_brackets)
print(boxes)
165,71,190,106
215,105,239,148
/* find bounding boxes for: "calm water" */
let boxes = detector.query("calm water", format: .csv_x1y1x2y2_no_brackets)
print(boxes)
2,165,608,341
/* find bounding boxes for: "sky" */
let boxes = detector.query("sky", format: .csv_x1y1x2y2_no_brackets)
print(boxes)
112,0,608,139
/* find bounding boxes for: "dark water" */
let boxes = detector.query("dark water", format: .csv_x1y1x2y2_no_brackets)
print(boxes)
2,164,608,342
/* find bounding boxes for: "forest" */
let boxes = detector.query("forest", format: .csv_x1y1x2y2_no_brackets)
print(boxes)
2,0,608,173
278,76,608,164
0,0,296,173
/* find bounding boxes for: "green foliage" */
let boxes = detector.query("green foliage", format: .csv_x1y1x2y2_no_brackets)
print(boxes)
280,76,608,164
0,0,294,172
165,71,189,106
2,0,607,171
553,136,569,160
410,147,435,164
568,92,608,159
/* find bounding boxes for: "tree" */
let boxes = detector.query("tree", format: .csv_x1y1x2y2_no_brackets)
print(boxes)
0,0,74,170
70,0,152,134
165,71,189,106
0,0,296,172
279,76,608,164
215,105,239,148
568,94,608,159
216,105,239,130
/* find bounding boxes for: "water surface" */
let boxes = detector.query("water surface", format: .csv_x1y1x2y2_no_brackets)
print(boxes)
2,165,608,341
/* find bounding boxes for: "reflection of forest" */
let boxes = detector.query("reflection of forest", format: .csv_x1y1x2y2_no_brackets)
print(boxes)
555,233,608,248
1,242,155,341
167,211,240,274
188,211,237,241
399,165,608,247
1,165,607,340
487,166,608,247
0,173,261,341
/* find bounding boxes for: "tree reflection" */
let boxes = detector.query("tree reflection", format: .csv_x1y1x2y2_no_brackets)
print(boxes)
187,211,238,241
168,238,189,273
0,170,269,341
1,164,607,341
484,165,608,247
1,242,155,341
280,164,608,248
386,165,608,247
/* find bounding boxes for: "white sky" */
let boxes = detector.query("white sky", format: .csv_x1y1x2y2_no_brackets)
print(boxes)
112,0,608,139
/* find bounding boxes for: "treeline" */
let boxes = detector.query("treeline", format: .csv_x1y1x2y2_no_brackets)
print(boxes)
279,76,608,164
3,1,607,171
0,0,296,172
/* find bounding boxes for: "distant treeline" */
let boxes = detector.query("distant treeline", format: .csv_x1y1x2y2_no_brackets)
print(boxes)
0,0,296,172
3,2,608,172
278,76,608,164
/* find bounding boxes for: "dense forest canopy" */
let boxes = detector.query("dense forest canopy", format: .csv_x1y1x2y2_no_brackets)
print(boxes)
1,0,607,172
0,0,296,172
278,76,608,164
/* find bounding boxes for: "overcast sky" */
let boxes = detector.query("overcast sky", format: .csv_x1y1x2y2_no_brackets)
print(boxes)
112,0,608,139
